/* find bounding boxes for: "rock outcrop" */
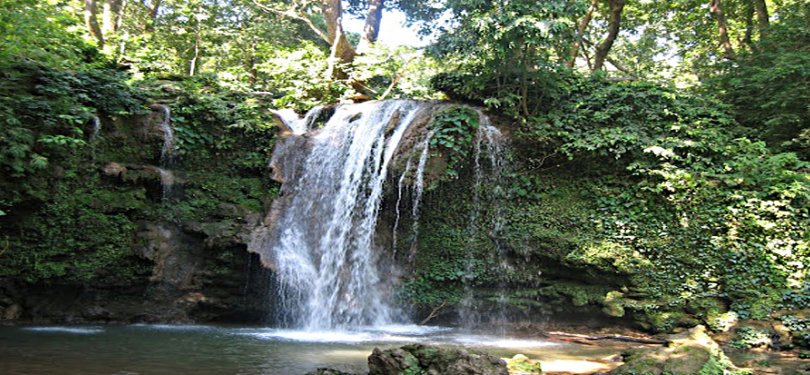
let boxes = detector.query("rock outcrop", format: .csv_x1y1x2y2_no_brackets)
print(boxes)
367,344,509,375
610,325,750,375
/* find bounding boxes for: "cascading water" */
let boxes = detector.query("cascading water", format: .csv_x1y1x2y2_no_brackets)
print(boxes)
391,155,413,256
255,100,508,332
271,106,324,135
268,100,425,330
152,105,175,201
156,105,174,165
406,129,435,261
459,112,507,330
89,116,102,144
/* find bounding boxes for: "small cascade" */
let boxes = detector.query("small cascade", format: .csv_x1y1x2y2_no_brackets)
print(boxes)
88,115,102,161
89,116,102,144
155,105,174,165
391,155,414,256
271,106,324,135
267,100,428,330
459,112,507,330
158,168,175,202
407,129,435,261
152,105,175,202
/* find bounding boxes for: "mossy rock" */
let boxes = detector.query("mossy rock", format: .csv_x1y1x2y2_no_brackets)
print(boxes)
610,326,752,375
368,344,508,375
506,354,542,374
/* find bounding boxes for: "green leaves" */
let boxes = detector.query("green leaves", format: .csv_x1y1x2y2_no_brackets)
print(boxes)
429,105,481,181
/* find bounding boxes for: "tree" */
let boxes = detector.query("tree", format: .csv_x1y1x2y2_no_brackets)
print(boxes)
710,0,736,59
84,0,105,47
592,0,626,71
567,0,599,68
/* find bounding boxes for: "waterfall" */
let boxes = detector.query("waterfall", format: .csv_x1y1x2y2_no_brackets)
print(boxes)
391,155,413,257
155,105,174,165
89,116,101,143
257,100,507,331
406,130,435,262
158,168,175,202
269,100,425,329
152,105,175,202
271,106,324,135
459,112,507,330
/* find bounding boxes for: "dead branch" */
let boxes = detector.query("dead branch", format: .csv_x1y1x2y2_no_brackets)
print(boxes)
379,54,418,100
420,298,448,325
547,331,669,345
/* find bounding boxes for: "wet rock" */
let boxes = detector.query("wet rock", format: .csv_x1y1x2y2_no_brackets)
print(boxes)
368,344,508,375
368,347,420,374
2,303,22,320
83,306,112,321
305,369,358,375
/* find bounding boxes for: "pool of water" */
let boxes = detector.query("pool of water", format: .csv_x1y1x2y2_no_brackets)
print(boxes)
0,324,629,375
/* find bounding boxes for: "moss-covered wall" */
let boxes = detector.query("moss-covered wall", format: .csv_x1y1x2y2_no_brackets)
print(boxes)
0,72,280,323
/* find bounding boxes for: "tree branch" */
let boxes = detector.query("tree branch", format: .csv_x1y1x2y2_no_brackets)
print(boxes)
379,54,418,100
420,298,448,325
252,0,330,44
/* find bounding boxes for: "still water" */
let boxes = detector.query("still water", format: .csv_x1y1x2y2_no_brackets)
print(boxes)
0,324,626,374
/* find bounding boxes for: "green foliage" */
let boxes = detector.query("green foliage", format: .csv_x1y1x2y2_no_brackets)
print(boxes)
710,2,810,157
428,106,480,180
730,326,771,349
0,180,151,283
140,76,276,171
0,0,95,68
0,60,146,215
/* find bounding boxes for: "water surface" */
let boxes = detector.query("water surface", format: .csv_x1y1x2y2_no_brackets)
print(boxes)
0,324,625,374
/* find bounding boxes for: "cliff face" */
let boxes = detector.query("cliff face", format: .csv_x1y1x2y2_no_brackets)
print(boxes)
0,89,279,324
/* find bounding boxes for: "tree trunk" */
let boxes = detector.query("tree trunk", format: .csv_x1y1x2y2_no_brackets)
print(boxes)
753,0,769,38
566,0,598,68
114,0,126,32
742,1,754,49
85,0,105,47
357,0,384,54
593,0,625,71
710,0,736,59
189,9,201,76
322,0,356,80
248,40,258,85
146,0,161,31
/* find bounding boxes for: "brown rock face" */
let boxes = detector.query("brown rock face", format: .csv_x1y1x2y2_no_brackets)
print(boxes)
102,162,127,177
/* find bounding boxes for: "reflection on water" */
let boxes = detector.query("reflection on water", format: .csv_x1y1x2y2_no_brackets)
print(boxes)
0,324,628,375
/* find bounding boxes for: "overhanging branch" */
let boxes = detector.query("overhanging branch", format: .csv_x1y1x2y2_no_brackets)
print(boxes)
252,0,330,44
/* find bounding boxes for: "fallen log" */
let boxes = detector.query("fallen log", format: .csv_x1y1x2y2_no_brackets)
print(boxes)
547,331,669,345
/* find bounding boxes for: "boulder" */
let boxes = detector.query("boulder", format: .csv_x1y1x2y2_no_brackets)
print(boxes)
368,344,508,375
305,369,357,375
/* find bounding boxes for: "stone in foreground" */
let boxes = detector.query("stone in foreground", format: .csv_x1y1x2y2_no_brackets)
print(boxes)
367,344,509,375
